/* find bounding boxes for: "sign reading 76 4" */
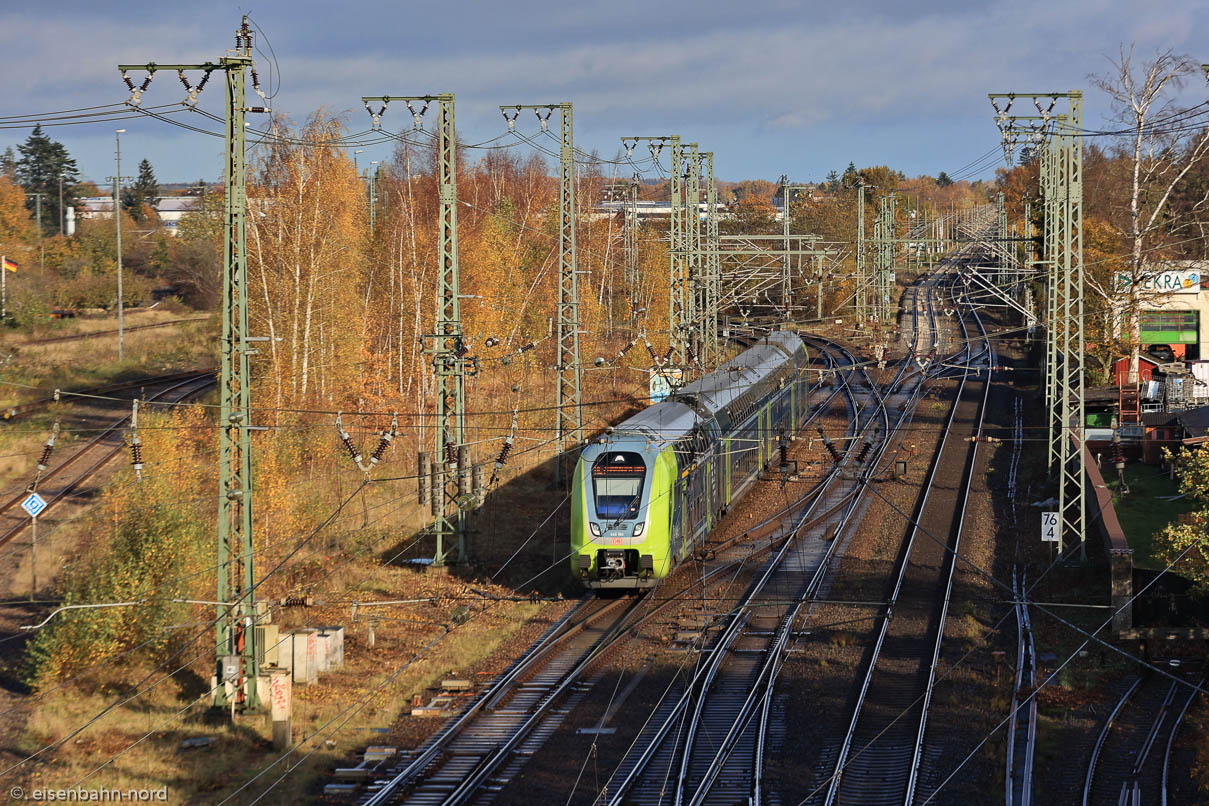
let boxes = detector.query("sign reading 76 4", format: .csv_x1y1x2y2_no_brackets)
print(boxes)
1041,511,1059,543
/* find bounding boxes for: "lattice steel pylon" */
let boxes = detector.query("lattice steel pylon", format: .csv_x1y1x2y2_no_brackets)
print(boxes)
779,179,815,323
990,90,1086,557
622,135,684,365
855,182,867,323
873,193,897,326
683,144,702,365
120,17,266,713
625,178,640,337
503,104,582,486
702,152,720,367
366,93,467,566
997,191,1009,282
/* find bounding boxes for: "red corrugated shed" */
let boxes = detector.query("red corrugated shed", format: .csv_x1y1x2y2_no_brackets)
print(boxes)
1114,355,1158,386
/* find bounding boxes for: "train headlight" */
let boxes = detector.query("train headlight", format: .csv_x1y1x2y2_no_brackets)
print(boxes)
589,522,601,536
632,522,645,537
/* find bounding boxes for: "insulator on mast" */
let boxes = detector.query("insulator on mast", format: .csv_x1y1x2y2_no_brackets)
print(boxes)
854,436,873,465
130,400,143,482
818,426,841,464
369,413,398,467
335,412,364,467
36,421,60,474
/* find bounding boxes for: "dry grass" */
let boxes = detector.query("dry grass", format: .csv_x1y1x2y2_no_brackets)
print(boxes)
10,308,194,343
4,318,215,394
5,326,648,803
15,566,563,805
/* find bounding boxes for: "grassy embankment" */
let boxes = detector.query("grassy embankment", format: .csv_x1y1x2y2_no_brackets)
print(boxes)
1105,462,1196,571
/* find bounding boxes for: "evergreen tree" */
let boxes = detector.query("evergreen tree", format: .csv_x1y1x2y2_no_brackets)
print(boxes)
936,171,953,187
824,169,840,190
15,125,79,235
122,158,159,221
841,161,858,186
0,148,15,180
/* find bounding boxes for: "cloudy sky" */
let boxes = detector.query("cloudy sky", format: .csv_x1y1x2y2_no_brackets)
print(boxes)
1,0,1204,186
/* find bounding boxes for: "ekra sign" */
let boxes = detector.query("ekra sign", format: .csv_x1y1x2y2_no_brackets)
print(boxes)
1116,270,1201,295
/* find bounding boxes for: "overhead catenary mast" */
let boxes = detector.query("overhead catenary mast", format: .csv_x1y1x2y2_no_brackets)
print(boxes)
119,15,270,714
365,94,469,567
501,103,582,488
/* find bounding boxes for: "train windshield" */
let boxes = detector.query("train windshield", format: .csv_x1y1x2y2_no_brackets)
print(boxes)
592,452,646,520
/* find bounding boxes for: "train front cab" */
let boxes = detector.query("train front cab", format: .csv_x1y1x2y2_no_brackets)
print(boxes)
571,443,676,589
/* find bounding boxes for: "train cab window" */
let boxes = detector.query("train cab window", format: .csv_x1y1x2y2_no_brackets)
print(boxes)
592,452,646,520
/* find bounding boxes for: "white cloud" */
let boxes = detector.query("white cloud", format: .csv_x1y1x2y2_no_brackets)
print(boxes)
0,0,1203,181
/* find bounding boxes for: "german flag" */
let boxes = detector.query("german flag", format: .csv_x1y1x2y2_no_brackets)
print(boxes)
1,257,16,273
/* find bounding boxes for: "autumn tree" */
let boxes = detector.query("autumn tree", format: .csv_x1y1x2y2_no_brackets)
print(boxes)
730,179,778,203
1153,446,1209,592
1093,46,1209,379
247,112,368,410
171,185,222,307
723,196,778,235
0,175,34,246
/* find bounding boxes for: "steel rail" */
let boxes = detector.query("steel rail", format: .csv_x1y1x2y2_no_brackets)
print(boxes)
358,343,851,806
16,316,209,346
429,446,872,806
359,595,609,805
905,278,992,804
435,597,649,806
822,258,987,806
601,339,880,806
2,368,214,420
688,324,940,806
1082,677,1143,806
1090,671,1191,805
745,274,949,806
620,301,938,806
823,279,963,806
0,373,215,550
675,339,888,806
1161,676,1204,806
688,370,913,806
1005,567,1038,806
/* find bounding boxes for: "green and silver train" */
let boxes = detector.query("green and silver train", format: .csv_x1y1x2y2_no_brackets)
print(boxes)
571,332,809,589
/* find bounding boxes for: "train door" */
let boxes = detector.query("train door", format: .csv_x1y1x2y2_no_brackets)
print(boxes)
757,408,765,468
671,477,684,561
790,378,797,431
723,438,732,506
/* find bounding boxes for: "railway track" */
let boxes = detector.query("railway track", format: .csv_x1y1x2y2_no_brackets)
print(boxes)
1083,669,1203,805
14,316,208,347
0,371,214,551
598,272,949,806
348,343,857,806
819,258,992,806
1,368,213,420
1005,568,1037,806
